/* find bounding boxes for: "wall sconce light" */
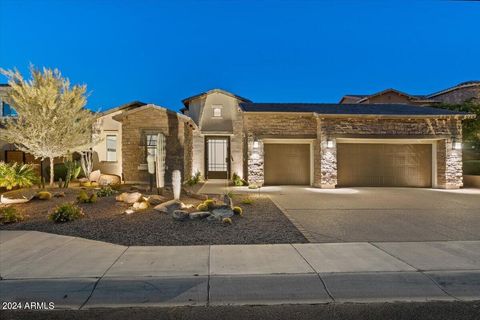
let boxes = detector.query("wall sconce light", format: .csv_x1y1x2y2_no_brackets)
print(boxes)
453,139,462,150
326,139,334,148
253,138,259,149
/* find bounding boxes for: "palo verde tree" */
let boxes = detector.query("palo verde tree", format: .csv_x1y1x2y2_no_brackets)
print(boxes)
0,66,100,185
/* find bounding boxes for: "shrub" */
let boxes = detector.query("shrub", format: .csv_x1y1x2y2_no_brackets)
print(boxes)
185,171,202,186
233,206,243,216
96,186,117,197
0,207,24,224
203,199,215,210
196,203,208,211
49,203,84,223
77,190,97,203
232,173,247,186
241,198,254,205
222,217,232,224
37,191,52,200
0,162,38,190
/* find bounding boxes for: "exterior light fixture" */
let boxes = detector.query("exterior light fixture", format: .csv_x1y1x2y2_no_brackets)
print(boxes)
253,138,259,149
326,139,334,148
453,139,462,150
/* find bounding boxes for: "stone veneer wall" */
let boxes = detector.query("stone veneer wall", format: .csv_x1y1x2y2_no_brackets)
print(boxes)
231,106,245,179
243,113,317,185
318,117,463,188
120,107,193,184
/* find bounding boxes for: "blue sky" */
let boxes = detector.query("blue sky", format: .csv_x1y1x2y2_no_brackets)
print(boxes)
0,0,479,111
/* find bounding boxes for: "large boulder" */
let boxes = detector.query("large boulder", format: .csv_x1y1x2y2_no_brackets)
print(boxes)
189,211,211,220
154,199,183,214
98,174,121,186
207,206,234,221
172,210,189,221
0,189,37,204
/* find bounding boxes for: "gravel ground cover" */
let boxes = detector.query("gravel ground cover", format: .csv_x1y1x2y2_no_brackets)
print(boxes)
0,188,307,246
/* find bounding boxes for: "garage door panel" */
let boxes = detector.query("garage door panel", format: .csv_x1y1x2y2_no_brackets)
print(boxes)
264,144,310,185
337,143,432,187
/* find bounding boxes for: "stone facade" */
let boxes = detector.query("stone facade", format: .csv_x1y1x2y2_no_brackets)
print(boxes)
243,113,317,185
116,106,194,184
318,117,463,188
242,113,464,189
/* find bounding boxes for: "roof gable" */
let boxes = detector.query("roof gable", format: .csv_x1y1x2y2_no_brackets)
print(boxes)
181,88,251,108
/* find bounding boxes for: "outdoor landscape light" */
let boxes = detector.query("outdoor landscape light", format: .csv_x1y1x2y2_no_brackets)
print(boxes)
326,139,334,148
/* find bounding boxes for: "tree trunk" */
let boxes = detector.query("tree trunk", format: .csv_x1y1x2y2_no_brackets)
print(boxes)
50,157,54,186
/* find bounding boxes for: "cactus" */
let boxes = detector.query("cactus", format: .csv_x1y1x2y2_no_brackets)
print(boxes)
58,178,63,189
172,170,181,201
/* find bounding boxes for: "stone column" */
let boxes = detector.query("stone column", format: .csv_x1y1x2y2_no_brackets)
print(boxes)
247,134,264,186
230,107,245,179
318,118,337,188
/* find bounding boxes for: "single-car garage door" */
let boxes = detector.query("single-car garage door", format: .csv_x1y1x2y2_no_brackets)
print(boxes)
337,143,432,187
264,143,310,185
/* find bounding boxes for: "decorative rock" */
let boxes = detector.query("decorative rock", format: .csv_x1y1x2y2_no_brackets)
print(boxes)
125,209,134,215
89,170,101,182
116,192,127,202
154,199,183,214
147,195,168,206
0,189,36,204
172,210,189,221
223,194,233,209
116,192,142,204
181,203,194,209
98,174,121,186
189,211,211,220
53,192,65,198
207,207,234,221
133,201,149,211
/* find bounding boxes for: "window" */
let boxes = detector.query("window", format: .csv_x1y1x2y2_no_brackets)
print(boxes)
1,101,17,117
146,134,158,160
106,135,117,161
212,105,222,118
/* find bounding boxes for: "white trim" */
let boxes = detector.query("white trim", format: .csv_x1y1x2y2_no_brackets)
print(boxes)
262,138,314,186
336,138,438,188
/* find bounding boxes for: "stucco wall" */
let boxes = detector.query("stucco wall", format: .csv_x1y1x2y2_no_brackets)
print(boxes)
92,110,123,178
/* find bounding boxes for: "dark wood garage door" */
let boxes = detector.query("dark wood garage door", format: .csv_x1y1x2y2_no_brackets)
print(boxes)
337,143,432,187
264,144,310,185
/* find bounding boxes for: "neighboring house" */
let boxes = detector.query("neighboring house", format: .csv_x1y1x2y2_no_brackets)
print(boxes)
339,81,480,105
0,84,19,163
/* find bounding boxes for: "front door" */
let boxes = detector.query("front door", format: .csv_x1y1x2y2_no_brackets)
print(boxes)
205,137,230,179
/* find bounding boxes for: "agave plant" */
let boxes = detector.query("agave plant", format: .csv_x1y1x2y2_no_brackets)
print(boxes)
0,162,38,190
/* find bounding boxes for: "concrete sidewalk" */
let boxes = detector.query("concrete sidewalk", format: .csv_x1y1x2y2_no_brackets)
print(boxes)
1,231,479,309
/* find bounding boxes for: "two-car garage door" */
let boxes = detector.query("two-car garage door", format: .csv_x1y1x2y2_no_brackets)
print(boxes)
263,142,433,187
337,143,432,187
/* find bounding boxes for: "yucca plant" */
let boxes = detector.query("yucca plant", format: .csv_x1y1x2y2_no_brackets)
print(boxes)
0,162,38,190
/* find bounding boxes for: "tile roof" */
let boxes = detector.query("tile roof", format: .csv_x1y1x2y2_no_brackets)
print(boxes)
239,103,474,117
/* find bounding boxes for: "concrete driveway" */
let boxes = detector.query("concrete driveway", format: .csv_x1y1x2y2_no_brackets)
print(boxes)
249,187,480,242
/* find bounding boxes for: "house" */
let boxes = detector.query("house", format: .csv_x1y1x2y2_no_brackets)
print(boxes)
339,81,480,105
1,83,476,189
180,89,474,189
